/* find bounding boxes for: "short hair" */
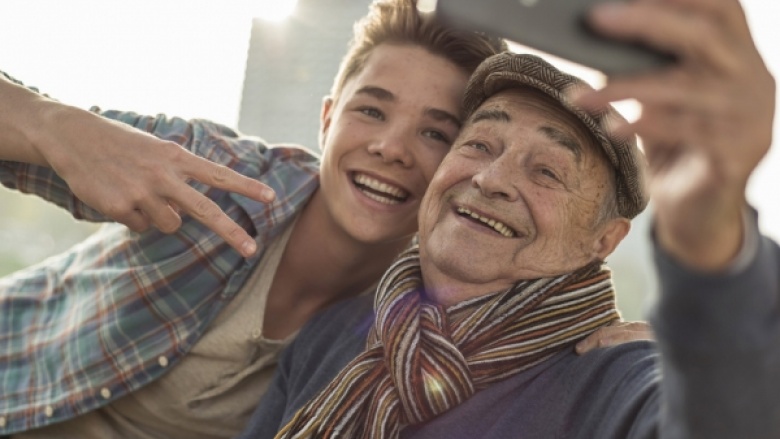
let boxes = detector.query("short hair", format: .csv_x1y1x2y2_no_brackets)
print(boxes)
330,0,507,102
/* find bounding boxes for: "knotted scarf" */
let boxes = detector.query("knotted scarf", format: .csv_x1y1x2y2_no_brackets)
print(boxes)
276,245,619,439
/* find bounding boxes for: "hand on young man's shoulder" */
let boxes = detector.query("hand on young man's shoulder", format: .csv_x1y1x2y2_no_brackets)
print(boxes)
575,320,654,354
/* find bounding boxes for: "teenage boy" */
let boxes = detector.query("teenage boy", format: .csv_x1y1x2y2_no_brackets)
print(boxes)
0,1,506,437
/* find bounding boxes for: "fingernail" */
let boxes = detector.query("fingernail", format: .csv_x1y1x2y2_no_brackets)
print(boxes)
263,188,276,202
242,240,257,257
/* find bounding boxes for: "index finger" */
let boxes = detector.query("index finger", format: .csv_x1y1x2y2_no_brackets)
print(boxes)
653,0,752,41
185,154,276,204
171,184,259,257
587,1,744,72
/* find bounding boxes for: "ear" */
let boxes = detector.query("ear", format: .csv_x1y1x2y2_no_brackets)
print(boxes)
593,218,631,260
318,96,334,152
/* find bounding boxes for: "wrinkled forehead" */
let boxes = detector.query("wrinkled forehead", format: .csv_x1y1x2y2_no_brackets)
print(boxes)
467,87,607,160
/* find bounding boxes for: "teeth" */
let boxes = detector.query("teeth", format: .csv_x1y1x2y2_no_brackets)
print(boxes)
362,190,401,205
354,173,409,204
456,206,516,238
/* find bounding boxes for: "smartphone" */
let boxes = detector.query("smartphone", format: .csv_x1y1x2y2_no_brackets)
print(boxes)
433,0,675,76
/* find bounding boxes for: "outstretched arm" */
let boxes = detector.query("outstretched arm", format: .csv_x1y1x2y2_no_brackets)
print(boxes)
578,0,780,437
579,0,773,271
0,74,275,257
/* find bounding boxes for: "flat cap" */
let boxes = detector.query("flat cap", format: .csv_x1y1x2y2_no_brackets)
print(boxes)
463,52,648,219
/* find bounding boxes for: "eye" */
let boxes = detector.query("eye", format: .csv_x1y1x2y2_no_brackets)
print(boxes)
423,129,451,144
469,142,489,152
539,167,561,182
359,107,384,120
455,140,491,156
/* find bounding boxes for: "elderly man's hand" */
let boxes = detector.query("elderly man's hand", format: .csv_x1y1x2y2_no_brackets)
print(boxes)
575,0,774,271
5,91,274,257
575,320,654,354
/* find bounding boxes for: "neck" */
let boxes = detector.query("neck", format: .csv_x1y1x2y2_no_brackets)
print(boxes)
419,260,516,308
281,191,413,304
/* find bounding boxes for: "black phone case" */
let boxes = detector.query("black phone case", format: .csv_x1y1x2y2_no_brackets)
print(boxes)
435,0,675,76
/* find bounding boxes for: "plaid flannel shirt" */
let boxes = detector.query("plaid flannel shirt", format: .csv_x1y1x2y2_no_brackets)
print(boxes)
0,109,320,434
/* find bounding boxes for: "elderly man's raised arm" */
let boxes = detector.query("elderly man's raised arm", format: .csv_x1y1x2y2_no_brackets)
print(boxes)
0,72,274,256
649,210,780,437
579,0,780,436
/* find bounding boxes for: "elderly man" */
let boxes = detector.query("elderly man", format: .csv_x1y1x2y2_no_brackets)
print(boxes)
238,0,779,438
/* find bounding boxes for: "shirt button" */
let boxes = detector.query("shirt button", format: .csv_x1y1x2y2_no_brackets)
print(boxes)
0,416,6,428
251,329,263,340
100,387,112,399
44,405,54,418
158,356,169,367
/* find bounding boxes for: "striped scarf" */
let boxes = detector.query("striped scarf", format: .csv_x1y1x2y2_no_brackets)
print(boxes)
276,245,619,439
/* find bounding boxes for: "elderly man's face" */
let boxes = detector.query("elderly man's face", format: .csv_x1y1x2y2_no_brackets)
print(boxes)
417,88,630,305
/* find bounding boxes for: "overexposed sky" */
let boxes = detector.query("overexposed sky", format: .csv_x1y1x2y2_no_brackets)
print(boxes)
0,0,778,240
0,0,254,125
740,2,780,242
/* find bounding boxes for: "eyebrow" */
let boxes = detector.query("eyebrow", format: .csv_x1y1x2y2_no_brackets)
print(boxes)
471,108,511,124
356,85,395,102
471,107,583,162
356,85,463,129
539,126,582,162
427,108,462,129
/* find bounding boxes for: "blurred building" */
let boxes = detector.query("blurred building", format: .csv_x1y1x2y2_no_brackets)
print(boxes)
238,0,371,150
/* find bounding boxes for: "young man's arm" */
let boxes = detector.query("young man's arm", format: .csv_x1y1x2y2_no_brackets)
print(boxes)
0,73,274,257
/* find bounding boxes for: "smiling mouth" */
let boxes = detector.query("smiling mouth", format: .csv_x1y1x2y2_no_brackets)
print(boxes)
456,206,517,238
353,172,410,205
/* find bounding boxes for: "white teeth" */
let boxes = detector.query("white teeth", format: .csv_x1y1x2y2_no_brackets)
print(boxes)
456,206,516,238
362,190,401,205
353,173,409,204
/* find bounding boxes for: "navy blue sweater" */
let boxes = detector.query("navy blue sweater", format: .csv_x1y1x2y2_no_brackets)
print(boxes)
240,224,780,439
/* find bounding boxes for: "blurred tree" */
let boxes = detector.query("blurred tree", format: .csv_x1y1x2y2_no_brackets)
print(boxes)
0,188,98,277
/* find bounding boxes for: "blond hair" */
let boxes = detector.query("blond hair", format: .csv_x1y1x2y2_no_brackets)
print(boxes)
330,0,507,101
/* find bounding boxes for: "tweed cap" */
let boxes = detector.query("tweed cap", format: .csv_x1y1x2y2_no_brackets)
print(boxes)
462,52,648,219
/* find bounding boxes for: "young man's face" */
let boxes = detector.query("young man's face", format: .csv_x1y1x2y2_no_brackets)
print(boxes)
317,44,469,246
417,88,630,305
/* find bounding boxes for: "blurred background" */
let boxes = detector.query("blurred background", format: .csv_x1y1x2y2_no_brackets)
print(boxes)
1,0,777,320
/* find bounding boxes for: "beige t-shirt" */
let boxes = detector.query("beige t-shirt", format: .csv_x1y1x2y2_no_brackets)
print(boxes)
17,219,298,439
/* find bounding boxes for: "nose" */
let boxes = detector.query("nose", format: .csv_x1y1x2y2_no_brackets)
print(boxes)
471,155,520,201
366,128,414,167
